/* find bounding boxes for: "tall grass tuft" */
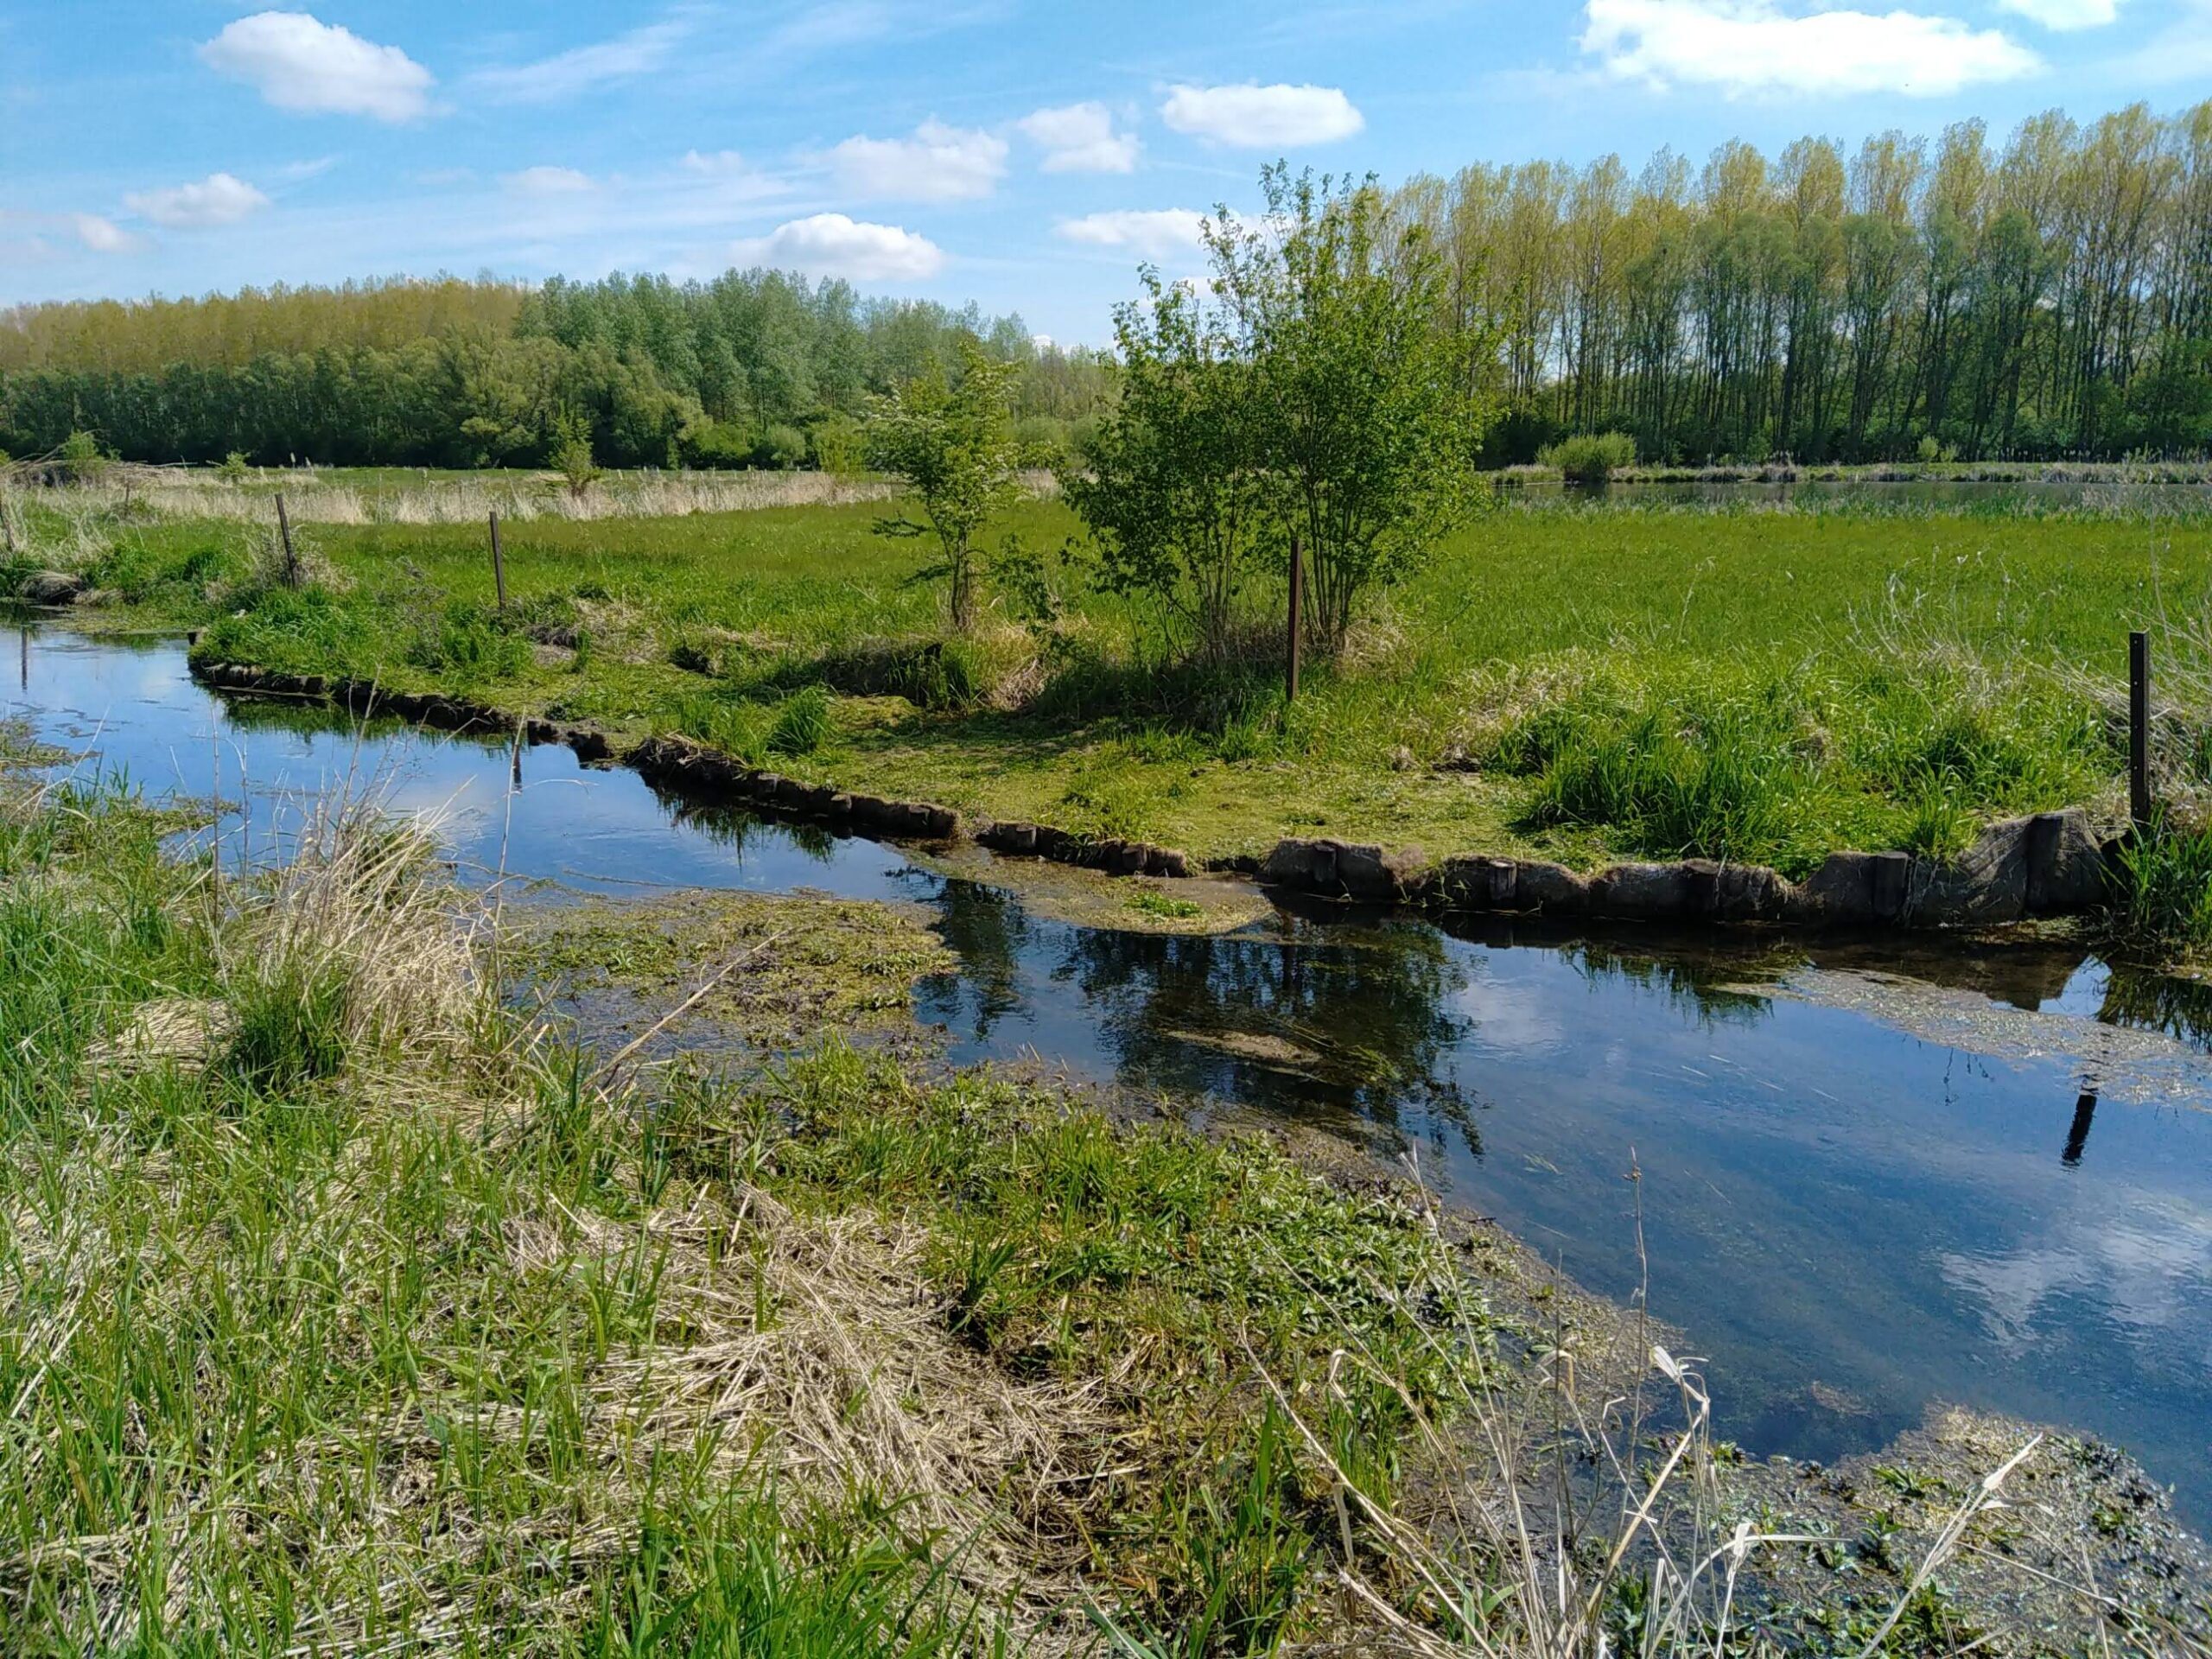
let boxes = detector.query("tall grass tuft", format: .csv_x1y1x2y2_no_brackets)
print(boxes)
1514,705,1799,866
2109,812,2212,953
768,684,835,757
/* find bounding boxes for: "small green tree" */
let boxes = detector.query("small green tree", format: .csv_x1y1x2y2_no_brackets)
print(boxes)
1062,263,1272,664
864,337,1021,632
550,410,603,501
218,450,251,484
1211,166,1491,649
60,429,109,487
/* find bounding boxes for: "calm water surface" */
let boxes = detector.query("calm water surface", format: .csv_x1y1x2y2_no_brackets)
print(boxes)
9,622,2211,1524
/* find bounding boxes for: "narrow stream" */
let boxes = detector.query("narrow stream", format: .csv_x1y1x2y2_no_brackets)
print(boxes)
10,622,2212,1527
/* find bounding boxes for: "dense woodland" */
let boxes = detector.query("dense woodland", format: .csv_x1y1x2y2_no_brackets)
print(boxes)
0,271,1116,470
4,101,2211,468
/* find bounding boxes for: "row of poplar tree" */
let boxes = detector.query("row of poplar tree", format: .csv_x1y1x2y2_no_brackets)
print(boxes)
4,100,2210,470
1399,100,2212,461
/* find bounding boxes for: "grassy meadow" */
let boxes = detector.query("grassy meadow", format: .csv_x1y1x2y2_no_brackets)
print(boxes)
20,480,2212,884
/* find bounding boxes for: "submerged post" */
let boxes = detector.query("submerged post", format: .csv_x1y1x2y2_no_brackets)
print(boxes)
489,510,508,610
2130,629,2152,832
276,492,299,589
1286,533,1304,703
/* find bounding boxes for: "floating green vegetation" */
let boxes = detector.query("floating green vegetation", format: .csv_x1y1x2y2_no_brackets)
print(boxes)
505,887,957,1052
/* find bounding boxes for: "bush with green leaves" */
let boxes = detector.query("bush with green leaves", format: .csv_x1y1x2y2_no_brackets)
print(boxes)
550,410,603,500
1068,165,1492,661
864,336,1021,632
1539,430,1637,483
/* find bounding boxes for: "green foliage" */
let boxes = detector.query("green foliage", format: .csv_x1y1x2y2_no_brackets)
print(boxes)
760,422,809,471
0,270,1117,471
223,965,352,1090
2110,813,2212,952
767,684,834,756
406,601,533,680
666,689,774,760
865,336,1023,631
809,414,865,475
1514,701,1806,865
1067,165,1491,662
1539,430,1637,482
551,410,604,501
217,449,251,483
59,429,108,486
1212,165,1492,650
1066,259,1274,664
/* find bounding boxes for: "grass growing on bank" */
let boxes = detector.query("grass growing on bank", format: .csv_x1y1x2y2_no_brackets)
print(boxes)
15,486,2212,881
0,741,1497,1651
3,733,2202,1652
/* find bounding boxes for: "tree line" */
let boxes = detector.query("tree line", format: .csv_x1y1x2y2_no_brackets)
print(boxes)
1401,100,2212,462
7,100,2209,472
0,270,1116,471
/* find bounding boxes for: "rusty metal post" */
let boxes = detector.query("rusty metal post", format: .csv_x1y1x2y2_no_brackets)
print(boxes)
490,511,508,610
1287,533,1304,703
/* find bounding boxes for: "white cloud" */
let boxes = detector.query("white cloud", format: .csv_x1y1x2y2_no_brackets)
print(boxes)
1580,0,2042,97
470,19,689,103
1159,82,1363,147
681,149,749,175
73,213,143,253
1994,0,2120,24
123,173,272,229
199,11,433,122
1017,102,1140,173
1057,208,1208,257
829,119,1008,200
732,213,944,282
504,166,596,196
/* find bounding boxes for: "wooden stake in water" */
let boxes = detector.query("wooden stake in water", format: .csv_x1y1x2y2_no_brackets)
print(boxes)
1286,532,1304,703
276,493,300,589
489,511,508,610
2130,629,2152,831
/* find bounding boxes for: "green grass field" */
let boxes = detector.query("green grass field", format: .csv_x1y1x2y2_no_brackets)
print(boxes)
20,486,2212,880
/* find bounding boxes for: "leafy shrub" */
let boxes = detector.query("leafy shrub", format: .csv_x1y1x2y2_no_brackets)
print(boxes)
759,423,809,471
808,415,864,475
218,451,251,483
677,419,755,471
1539,430,1637,483
550,410,602,500
60,429,109,486
767,685,834,756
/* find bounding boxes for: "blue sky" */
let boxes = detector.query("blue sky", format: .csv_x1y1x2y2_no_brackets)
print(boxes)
3,2,2206,343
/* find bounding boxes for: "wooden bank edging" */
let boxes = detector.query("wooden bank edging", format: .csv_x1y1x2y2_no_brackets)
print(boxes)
191,660,2118,933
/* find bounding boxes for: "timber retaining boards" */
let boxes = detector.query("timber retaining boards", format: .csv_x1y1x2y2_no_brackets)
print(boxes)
192,659,2119,933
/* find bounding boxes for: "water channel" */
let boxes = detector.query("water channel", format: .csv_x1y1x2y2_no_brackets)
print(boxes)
9,620,2211,1527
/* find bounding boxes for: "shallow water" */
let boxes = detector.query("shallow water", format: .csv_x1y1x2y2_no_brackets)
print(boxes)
10,621,2212,1525
1510,475,2212,516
